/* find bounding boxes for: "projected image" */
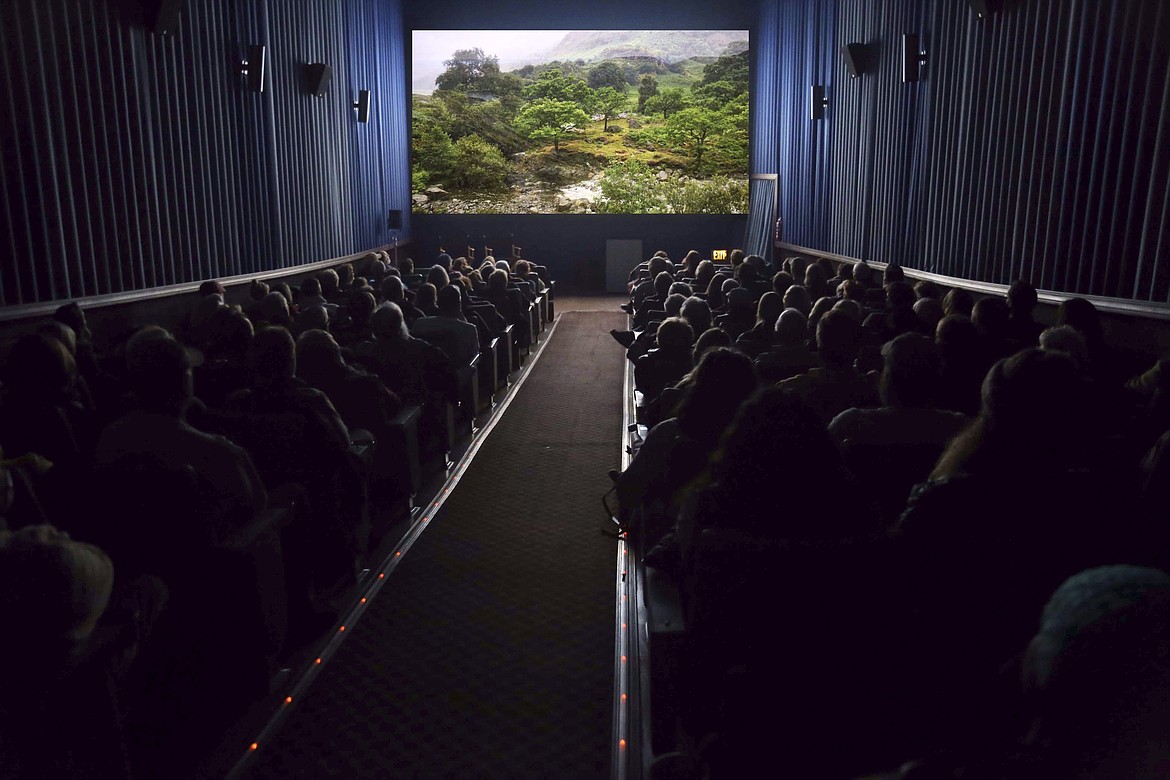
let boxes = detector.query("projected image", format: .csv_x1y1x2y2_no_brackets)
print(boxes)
411,30,749,215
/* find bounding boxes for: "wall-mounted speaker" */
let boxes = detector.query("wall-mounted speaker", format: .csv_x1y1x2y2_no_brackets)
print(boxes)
303,63,333,97
387,209,403,231
353,89,371,123
809,85,828,120
241,45,266,93
969,0,1004,18
139,0,183,35
841,42,876,78
902,34,928,83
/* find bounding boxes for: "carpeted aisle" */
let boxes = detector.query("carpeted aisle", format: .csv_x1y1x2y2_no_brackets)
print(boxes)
245,310,627,779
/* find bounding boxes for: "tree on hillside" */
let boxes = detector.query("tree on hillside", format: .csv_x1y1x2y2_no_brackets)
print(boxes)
449,135,508,189
588,61,628,91
595,87,627,131
664,106,721,171
522,70,595,110
644,88,686,120
435,48,501,92
514,98,590,154
691,80,741,110
701,50,749,91
412,118,455,178
637,74,659,113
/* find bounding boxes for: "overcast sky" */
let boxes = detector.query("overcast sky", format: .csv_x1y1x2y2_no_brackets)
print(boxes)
412,30,571,67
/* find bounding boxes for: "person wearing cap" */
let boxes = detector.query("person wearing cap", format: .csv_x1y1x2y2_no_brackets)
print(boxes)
94,329,267,544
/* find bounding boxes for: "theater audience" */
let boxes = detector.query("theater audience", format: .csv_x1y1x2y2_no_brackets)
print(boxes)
411,285,481,367
777,310,878,424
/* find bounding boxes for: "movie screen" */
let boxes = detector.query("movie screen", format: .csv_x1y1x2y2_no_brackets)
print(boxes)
411,30,750,215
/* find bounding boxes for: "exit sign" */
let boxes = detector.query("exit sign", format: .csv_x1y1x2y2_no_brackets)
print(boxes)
712,249,728,261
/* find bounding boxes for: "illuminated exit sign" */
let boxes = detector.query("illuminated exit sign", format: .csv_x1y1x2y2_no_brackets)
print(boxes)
712,249,728,261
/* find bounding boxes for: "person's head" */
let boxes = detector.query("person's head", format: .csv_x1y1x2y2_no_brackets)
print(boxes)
733,262,758,286
912,297,944,332
198,280,226,298
880,332,942,408
370,303,409,341
1039,325,1089,370
39,321,77,358
1008,279,1038,317
1019,566,1170,779
676,347,757,443
705,274,727,308
840,279,864,301
654,271,673,301
664,293,687,319
300,277,322,299
978,347,1082,455
774,308,808,347
249,279,270,301
935,314,979,357
494,258,512,273
212,305,256,358
786,256,809,282
5,334,77,404
272,282,294,306
434,253,453,272
972,296,1011,339
426,265,450,289
53,302,90,342
755,292,784,329
682,250,701,276
125,329,192,415
725,287,754,318
885,280,916,311
668,281,692,298
772,271,795,296
647,255,671,278
318,268,340,295
852,262,873,286
695,260,715,290
400,257,415,275
692,327,733,364
259,291,291,326
514,259,531,276
807,296,837,335
804,263,829,298
882,264,905,285
815,310,861,368
832,298,863,323
293,305,330,337
655,317,694,351
296,329,346,384
437,284,463,318
1056,297,1103,348
729,249,746,267
680,296,712,336
381,274,406,303
943,287,975,318
249,326,296,387
488,268,509,294
914,280,941,300
416,283,438,310
782,284,812,317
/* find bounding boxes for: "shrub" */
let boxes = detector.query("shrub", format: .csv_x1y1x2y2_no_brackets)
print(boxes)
448,135,508,190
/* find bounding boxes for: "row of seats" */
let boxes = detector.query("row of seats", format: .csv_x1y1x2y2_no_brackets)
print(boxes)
0,249,555,778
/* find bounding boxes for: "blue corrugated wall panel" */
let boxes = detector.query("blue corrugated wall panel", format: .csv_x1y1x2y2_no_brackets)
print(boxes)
0,0,406,307
769,0,1170,301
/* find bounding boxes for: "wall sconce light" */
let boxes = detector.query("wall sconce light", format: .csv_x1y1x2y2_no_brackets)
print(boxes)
240,45,266,92
841,42,876,78
809,85,829,120
902,34,928,82
968,0,1003,19
303,63,333,96
353,89,371,123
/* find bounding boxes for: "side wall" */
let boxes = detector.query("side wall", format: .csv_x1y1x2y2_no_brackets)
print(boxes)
0,0,408,308
766,0,1170,302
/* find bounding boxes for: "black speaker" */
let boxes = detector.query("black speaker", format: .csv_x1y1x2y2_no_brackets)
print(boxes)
969,0,1004,18
140,0,183,35
841,42,875,78
354,89,371,123
242,44,266,93
303,63,333,97
387,210,403,230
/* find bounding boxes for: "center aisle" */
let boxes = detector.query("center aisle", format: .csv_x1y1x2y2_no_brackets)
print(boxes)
246,309,628,779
